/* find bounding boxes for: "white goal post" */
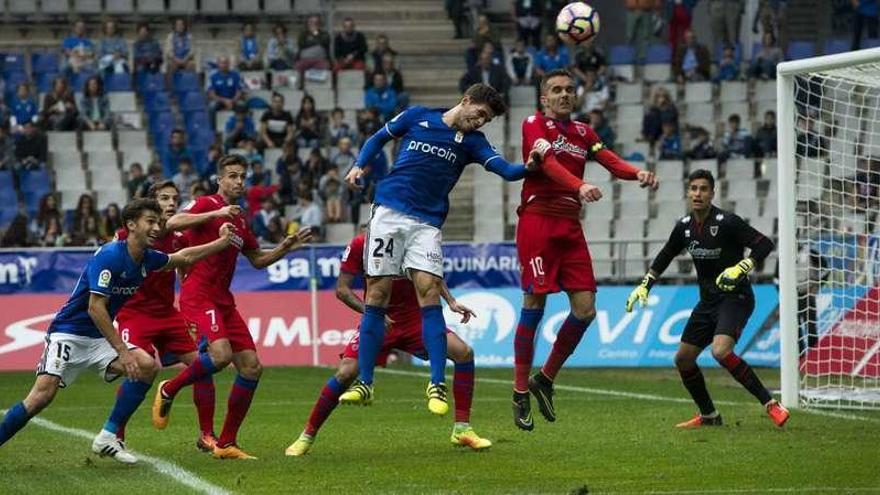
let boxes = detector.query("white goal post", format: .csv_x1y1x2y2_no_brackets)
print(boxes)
778,48,880,410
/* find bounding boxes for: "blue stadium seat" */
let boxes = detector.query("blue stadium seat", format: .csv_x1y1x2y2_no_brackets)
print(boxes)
823,39,850,55
0,205,18,229
172,71,201,94
36,72,60,93
189,128,215,151
3,71,29,100
19,170,50,214
137,71,166,96
2,52,26,76
713,42,742,63
608,45,636,65
145,92,172,114
786,41,815,61
31,52,60,75
70,70,97,92
645,44,672,64
104,72,132,92
864,38,880,49
0,170,14,196
180,91,207,113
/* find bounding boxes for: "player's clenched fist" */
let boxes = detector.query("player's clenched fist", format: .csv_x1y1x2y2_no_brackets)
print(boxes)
716,258,754,291
526,138,552,171
218,222,236,242
636,170,658,190
345,167,365,189
578,182,603,202
215,205,242,218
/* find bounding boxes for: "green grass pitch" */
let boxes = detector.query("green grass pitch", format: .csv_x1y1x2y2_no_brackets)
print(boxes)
1,366,879,494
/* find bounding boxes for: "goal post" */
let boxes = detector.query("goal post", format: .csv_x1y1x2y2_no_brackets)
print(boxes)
778,48,880,410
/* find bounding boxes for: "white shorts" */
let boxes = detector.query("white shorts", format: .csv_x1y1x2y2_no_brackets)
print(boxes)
365,205,444,278
36,333,136,388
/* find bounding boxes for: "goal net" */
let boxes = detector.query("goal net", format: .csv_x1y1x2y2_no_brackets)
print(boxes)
778,48,880,410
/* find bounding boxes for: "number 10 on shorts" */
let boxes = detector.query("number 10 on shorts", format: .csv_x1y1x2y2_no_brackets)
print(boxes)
530,256,546,285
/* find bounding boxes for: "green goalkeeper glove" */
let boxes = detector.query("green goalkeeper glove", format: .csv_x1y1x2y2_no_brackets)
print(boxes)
716,258,755,291
625,273,656,312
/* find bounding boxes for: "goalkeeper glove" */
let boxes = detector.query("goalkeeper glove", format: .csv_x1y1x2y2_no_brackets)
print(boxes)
716,258,755,291
625,273,656,312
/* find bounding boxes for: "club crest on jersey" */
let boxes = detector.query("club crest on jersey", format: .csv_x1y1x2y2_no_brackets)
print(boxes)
710,226,719,236
141,265,148,277
546,120,555,129
454,131,464,143
98,269,112,288
576,124,586,137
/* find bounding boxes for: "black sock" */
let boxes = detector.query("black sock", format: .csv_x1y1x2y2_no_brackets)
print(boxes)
718,353,773,405
678,366,716,416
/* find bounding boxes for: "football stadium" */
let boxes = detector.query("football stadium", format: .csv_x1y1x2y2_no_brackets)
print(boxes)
0,0,879,493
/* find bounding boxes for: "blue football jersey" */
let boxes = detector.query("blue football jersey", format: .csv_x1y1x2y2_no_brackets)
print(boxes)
48,241,170,339
373,106,502,227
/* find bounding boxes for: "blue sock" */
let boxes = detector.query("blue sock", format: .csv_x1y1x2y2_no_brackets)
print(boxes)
326,376,345,394
103,380,151,434
357,305,386,385
421,305,448,385
0,402,31,447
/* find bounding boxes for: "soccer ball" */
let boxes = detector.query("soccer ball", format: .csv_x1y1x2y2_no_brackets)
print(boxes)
556,2,600,46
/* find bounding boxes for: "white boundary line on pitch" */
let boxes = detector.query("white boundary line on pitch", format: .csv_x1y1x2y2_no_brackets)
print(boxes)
1,411,230,495
375,368,880,423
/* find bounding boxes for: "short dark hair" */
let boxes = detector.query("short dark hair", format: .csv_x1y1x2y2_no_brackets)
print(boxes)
688,169,716,190
462,83,506,117
728,113,741,123
122,198,162,227
272,91,285,102
147,180,178,198
218,154,248,174
540,68,574,94
171,128,184,136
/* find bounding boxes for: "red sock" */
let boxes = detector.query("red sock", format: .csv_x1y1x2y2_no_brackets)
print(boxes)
192,375,216,436
304,377,345,436
541,313,591,381
514,309,544,392
217,375,258,448
453,361,475,423
163,352,216,398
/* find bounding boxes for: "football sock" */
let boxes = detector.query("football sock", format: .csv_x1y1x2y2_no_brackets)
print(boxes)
421,305,448,385
218,375,259,448
678,366,716,416
162,352,217,398
0,402,31,447
103,380,151,435
304,376,346,437
453,360,475,423
718,353,773,405
357,305,386,385
541,313,592,381
514,308,544,392
112,385,126,440
192,375,216,436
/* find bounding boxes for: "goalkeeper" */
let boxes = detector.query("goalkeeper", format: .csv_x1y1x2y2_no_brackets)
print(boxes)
625,169,789,428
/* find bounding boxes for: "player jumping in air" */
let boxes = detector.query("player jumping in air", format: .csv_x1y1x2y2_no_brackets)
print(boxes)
286,231,491,456
626,169,790,428
341,83,539,415
105,180,240,452
149,154,313,460
512,68,658,431
0,199,233,463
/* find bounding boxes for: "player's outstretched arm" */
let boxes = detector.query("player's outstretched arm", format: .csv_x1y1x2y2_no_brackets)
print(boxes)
335,271,365,314
244,227,314,269
165,205,242,232
165,222,235,269
87,293,140,379
627,223,686,312
346,125,397,189
439,279,475,324
484,155,528,181
593,147,658,190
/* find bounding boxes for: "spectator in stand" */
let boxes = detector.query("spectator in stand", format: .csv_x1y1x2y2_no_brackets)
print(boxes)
357,107,381,142
473,14,502,56
246,160,272,187
267,24,297,71
31,193,61,238
796,115,825,159
69,193,101,241
319,168,344,223
327,108,357,147
39,216,66,247
260,92,295,152
172,157,197,203
533,34,570,80
277,144,303,205
330,136,357,175
239,22,263,71
719,113,754,160
459,50,509,97
0,125,18,171
41,77,78,131
576,70,609,114
572,43,607,87
1,214,30,248
9,83,38,136
101,203,122,241
446,0,468,39
208,56,245,126
190,182,208,199
715,44,740,82
754,110,777,157
79,76,112,131
165,18,195,75
513,0,543,48
298,191,323,233
687,126,718,159
626,0,662,63
749,31,783,80
61,20,96,77
296,15,331,75
370,34,399,73
295,95,322,149
642,86,678,144
379,53,408,108
127,162,145,198
755,0,789,53
237,137,263,165
138,162,164,197
506,39,534,86
709,0,744,49
856,157,880,218
365,73,400,122
204,144,222,179
659,120,683,159
852,0,879,51
133,23,163,75
588,109,615,150
672,29,711,83
334,18,369,72
304,148,329,188
15,121,47,170
161,129,192,177
224,102,257,150
99,19,129,76
252,197,281,243
667,0,698,49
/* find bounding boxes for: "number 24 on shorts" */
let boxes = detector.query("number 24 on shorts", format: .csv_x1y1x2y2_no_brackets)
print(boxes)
372,237,395,258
